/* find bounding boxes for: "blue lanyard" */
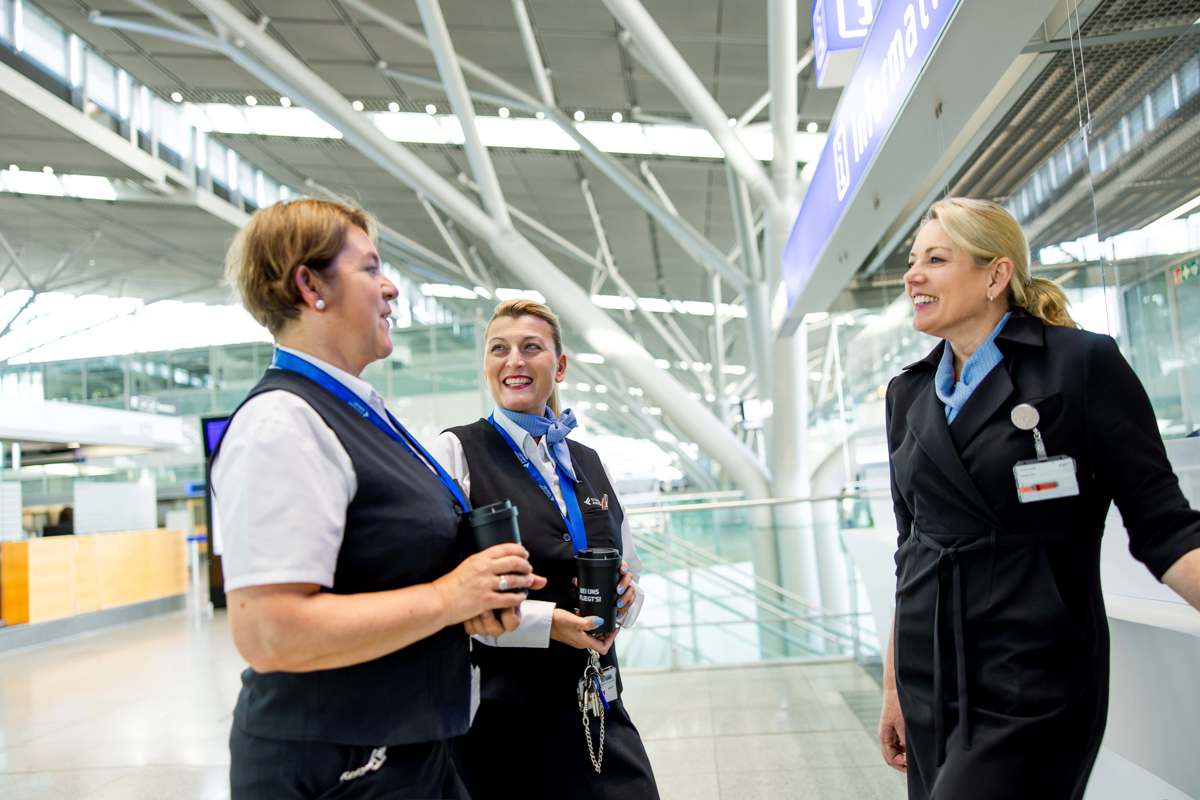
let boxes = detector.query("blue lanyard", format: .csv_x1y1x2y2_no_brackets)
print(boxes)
488,414,587,553
271,349,469,512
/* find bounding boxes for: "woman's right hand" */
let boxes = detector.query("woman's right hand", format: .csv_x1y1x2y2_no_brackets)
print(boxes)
432,543,542,626
878,688,907,773
550,608,616,654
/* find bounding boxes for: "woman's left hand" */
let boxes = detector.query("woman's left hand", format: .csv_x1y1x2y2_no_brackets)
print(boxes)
463,607,522,638
616,560,637,623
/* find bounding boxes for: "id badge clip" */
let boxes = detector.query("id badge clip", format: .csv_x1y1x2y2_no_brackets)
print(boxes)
1010,403,1080,503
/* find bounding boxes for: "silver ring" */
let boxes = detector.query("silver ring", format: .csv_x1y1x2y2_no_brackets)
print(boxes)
498,575,509,592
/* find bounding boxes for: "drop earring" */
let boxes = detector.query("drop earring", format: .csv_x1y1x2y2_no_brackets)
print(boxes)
315,298,326,311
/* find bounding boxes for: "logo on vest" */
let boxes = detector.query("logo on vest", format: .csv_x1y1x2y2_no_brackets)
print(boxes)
582,494,610,511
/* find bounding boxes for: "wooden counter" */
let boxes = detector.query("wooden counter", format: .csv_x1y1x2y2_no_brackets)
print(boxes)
1,529,187,626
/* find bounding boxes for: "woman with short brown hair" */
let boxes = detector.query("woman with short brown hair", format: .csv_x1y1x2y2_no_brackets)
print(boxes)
214,198,544,798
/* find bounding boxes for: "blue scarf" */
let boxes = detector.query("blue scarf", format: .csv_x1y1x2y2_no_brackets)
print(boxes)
935,312,1011,424
497,406,578,482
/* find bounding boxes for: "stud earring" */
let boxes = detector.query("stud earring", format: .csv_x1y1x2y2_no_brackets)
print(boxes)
315,298,326,311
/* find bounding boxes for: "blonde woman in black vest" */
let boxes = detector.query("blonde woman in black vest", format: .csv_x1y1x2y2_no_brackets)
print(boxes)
432,300,659,799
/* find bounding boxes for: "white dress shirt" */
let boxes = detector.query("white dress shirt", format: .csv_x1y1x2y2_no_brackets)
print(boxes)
430,409,645,648
213,346,433,591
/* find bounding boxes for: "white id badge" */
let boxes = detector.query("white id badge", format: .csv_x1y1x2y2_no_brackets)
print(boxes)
1013,456,1080,503
469,665,481,724
600,666,619,703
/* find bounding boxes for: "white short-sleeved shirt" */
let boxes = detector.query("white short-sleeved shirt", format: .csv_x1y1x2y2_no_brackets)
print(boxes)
212,346,434,592
429,410,645,648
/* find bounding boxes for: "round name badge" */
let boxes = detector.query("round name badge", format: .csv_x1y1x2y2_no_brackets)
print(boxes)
1010,403,1040,431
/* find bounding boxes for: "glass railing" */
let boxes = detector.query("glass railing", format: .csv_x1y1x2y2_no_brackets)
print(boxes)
617,492,885,670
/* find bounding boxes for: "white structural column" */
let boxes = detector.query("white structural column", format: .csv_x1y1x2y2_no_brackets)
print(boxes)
510,0,556,107
766,0,826,631
601,0,784,221
769,0,798,214
188,0,770,497
415,0,510,227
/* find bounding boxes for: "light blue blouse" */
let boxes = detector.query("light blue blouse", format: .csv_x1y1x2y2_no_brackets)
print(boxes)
935,312,1012,424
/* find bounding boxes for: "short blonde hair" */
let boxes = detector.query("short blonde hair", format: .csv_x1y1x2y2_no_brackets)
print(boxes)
486,299,565,413
926,197,1076,328
225,198,378,334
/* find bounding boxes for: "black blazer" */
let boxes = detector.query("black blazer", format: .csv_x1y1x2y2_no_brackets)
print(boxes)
886,312,1200,585
884,313,1200,799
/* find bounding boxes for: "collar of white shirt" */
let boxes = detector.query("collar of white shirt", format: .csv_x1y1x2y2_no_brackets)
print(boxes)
276,345,386,416
491,407,576,476
492,407,541,460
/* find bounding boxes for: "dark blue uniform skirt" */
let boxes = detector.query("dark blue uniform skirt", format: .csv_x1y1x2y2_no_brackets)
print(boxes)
458,697,660,800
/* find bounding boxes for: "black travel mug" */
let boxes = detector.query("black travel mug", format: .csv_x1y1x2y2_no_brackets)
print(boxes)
465,500,524,593
575,547,621,637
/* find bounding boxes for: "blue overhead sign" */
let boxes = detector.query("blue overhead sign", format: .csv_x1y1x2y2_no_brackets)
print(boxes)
784,0,961,313
813,0,875,88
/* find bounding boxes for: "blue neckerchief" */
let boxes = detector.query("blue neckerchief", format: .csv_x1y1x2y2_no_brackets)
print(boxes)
496,406,578,482
935,312,1012,424
488,413,587,553
271,349,469,512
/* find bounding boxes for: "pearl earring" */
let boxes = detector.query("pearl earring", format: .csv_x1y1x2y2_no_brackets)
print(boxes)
315,298,326,311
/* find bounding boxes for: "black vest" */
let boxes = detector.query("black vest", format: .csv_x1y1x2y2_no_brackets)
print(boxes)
215,368,472,746
448,418,625,704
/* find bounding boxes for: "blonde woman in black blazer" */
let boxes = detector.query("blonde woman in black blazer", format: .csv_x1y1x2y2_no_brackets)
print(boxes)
878,198,1200,799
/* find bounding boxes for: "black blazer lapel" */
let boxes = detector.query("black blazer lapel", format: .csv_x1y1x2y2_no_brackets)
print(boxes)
906,378,1003,527
948,359,1015,453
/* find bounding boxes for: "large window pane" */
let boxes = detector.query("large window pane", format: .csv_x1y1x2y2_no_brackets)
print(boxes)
20,2,67,79
85,49,118,115
0,0,14,45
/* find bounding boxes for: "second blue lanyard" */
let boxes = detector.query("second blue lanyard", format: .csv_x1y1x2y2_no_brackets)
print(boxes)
273,349,469,512
488,414,587,553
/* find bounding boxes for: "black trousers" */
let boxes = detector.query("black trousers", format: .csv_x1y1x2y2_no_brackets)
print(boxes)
230,724,469,800
458,697,659,800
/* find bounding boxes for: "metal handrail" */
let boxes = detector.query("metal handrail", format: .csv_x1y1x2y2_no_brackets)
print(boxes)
637,528,859,623
632,548,843,655
621,489,745,507
625,490,890,516
635,533,873,651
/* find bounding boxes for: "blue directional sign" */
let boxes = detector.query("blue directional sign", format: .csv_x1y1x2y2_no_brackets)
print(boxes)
813,0,875,88
784,0,961,313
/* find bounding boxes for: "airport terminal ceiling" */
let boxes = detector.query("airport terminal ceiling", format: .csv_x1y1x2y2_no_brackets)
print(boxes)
2,0,1198,424
1,0,840,360
850,0,1200,301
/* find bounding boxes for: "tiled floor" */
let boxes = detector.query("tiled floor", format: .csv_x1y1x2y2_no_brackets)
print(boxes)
0,609,904,799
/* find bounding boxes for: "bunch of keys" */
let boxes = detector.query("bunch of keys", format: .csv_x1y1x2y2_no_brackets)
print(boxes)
576,650,607,773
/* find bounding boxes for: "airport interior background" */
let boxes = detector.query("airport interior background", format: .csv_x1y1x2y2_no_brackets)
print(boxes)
0,0,1198,798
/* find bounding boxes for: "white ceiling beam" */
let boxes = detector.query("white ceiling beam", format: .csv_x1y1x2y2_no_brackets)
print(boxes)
346,1,748,294
769,0,799,213
511,0,556,107
188,0,770,496
601,0,783,220
88,12,221,51
415,0,511,228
